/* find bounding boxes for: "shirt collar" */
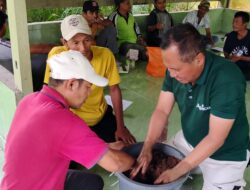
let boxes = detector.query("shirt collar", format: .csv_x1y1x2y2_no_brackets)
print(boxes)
41,85,69,109
195,51,213,86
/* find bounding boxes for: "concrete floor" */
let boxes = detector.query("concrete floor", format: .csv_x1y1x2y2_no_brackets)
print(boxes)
95,61,250,190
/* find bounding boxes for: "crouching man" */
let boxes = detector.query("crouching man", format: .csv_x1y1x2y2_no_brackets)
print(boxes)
0,50,134,190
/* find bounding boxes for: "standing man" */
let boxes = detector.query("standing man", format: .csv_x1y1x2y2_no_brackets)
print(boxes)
1,50,135,190
224,11,250,80
82,0,119,56
131,23,249,190
183,0,215,45
44,15,136,144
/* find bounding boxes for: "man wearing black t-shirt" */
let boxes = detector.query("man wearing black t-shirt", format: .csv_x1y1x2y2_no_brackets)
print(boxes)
223,11,250,80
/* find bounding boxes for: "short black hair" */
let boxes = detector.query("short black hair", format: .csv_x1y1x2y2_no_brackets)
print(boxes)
0,10,7,31
82,0,99,13
153,0,166,3
234,11,250,23
114,0,127,8
161,23,206,63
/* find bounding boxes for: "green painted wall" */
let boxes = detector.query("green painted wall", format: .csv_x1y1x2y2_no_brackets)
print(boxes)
221,9,250,34
28,21,61,44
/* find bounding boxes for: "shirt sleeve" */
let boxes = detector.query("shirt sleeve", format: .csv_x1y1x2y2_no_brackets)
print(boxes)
210,80,246,119
204,14,210,28
0,40,12,60
183,12,192,24
147,11,157,26
105,50,121,86
59,118,108,169
223,33,232,54
162,70,173,92
134,21,142,37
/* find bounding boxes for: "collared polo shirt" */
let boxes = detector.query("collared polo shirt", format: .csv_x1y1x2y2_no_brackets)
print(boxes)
162,51,249,161
1,85,108,190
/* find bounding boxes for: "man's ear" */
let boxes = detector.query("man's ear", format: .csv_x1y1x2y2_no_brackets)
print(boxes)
61,38,68,46
195,52,205,66
64,79,79,91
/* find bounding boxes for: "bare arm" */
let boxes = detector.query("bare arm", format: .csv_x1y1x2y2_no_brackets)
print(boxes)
205,28,214,45
98,148,135,172
224,52,250,62
224,52,230,59
131,91,175,177
109,84,136,144
155,114,234,184
230,55,250,62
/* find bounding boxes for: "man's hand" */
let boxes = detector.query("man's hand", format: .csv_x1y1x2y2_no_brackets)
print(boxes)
156,23,164,30
154,160,192,184
115,127,136,144
229,55,241,62
137,36,147,46
154,168,180,184
130,146,152,178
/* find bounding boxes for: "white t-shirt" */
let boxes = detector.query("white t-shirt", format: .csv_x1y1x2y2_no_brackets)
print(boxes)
0,38,11,60
183,10,210,30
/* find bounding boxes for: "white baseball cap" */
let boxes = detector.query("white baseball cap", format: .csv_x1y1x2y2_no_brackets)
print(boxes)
47,50,108,87
61,14,92,41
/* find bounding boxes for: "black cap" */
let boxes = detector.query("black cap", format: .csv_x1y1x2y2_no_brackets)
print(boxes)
82,0,99,13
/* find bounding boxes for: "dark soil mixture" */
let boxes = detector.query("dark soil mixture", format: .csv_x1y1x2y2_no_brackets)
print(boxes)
124,149,180,185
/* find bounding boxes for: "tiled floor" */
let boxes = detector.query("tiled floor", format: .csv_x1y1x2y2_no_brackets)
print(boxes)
94,62,250,190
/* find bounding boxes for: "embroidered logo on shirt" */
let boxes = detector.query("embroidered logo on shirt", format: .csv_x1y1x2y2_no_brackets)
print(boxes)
196,103,211,111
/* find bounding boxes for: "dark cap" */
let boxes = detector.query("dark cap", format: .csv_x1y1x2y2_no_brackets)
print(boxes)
82,0,99,13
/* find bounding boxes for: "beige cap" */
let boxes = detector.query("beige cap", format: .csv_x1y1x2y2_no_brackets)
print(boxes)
61,14,92,41
47,50,108,87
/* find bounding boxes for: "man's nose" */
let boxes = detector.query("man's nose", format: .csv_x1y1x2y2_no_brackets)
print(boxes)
79,42,86,52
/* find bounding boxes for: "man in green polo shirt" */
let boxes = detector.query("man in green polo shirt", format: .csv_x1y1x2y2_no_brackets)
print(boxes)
131,23,250,190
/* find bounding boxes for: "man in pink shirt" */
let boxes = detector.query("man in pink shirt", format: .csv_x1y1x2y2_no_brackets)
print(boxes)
0,50,135,190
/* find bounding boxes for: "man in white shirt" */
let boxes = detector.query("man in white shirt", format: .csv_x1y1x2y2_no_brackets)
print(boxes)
183,0,215,45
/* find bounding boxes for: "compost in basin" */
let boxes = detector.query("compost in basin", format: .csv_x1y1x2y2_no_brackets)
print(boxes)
124,149,180,185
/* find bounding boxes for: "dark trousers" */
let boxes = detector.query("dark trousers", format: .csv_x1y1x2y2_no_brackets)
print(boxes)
90,105,117,143
119,42,148,61
64,169,104,190
236,61,250,81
